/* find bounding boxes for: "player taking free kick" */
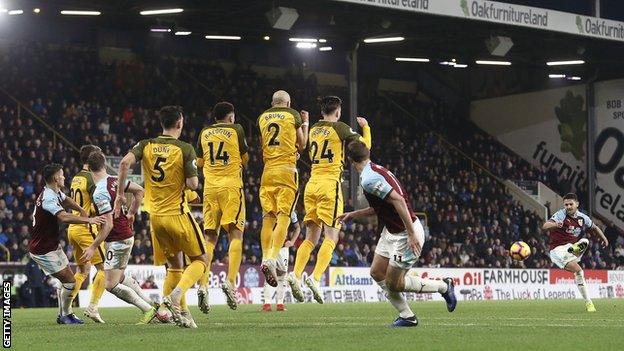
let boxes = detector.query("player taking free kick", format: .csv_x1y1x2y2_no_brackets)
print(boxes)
542,193,608,312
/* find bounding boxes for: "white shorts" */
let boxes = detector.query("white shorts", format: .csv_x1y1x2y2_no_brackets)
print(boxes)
276,247,289,275
29,246,69,276
549,242,584,269
375,219,425,270
104,237,134,271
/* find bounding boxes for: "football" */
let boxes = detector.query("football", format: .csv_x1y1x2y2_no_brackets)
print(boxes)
155,309,173,323
509,241,531,261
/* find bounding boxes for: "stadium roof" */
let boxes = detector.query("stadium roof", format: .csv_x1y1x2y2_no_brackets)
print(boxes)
4,0,624,86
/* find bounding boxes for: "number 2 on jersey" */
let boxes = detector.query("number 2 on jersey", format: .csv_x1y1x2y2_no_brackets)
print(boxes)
268,123,280,146
310,140,334,164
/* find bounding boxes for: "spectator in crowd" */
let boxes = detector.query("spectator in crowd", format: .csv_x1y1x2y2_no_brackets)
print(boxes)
0,41,621,273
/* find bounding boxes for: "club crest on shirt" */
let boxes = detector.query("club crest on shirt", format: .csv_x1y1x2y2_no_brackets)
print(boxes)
578,218,583,227
372,180,385,197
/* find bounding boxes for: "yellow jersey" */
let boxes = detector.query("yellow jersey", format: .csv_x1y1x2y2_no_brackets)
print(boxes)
68,169,96,230
131,135,198,215
308,120,371,182
196,123,248,188
257,106,302,169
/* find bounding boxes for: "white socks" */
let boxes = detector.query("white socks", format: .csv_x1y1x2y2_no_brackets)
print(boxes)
59,282,76,316
263,280,272,304
575,270,592,303
263,276,286,304
109,284,152,312
403,275,448,294
276,275,285,304
122,275,153,306
377,280,414,319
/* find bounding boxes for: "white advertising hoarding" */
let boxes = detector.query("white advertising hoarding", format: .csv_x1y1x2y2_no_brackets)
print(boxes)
81,267,624,308
333,0,624,42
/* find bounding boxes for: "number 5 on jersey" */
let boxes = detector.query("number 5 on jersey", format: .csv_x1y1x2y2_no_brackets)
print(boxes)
152,157,167,182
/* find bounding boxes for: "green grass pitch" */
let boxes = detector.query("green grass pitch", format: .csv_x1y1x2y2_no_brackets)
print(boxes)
9,300,624,350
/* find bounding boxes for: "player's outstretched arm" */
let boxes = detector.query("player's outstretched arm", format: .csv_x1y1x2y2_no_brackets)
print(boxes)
56,211,106,226
125,181,144,228
115,152,136,217
81,212,113,263
589,224,609,248
542,220,562,232
296,110,310,152
386,190,421,256
61,195,88,217
337,207,376,224
356,117,371,149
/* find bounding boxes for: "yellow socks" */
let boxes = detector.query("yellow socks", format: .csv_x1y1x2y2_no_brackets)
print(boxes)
261,216,276,259
228,238,242,285
199,241,215,289
71,272,86,300
312,239,336,282
269,214,291,259
164,268,189,310
164,268,183,296
294,239,315,279
90,270,106,307
178,260,207,293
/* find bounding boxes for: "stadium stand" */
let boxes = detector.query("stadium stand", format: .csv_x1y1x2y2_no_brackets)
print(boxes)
1,42,623,280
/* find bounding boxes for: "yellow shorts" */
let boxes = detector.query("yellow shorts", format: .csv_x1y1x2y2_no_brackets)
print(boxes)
149,213,206,264
151,236,194,267
203,187,245,232
260,168,299,216
67,225,105,266
303,179,343,229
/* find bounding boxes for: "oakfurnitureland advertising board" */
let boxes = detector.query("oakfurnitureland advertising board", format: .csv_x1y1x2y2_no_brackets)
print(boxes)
332,0,624,42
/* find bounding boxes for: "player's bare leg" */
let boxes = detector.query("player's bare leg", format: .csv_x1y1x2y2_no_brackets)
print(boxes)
369,254,416,327
386,265,457,313
305,224,339,304
52,266,84,324
289,221,321,302
83,262,107,323
199,229,218,314
564,260,595,312
222,225,242,310
105,269,157,324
